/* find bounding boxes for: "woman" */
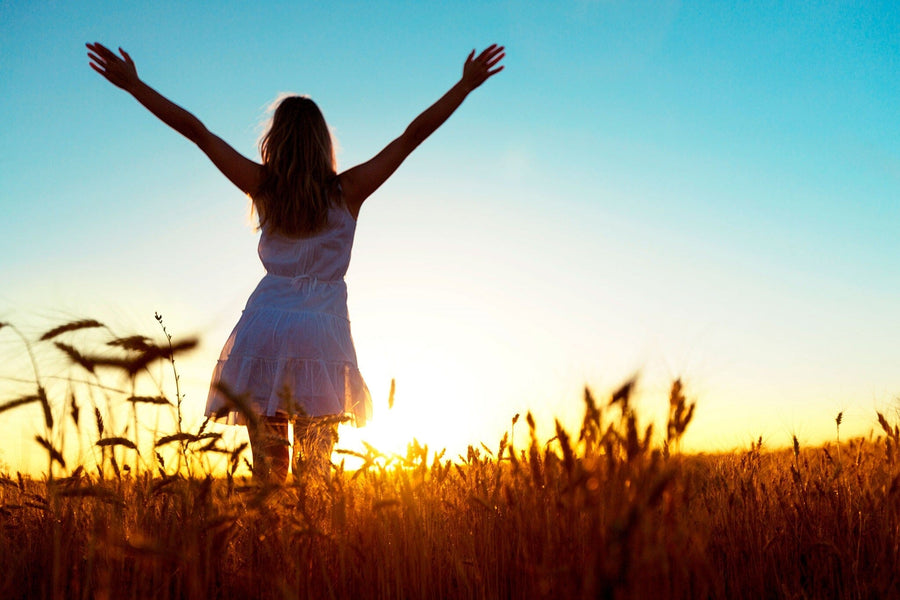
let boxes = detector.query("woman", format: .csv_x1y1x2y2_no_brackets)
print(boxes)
86,41,505,481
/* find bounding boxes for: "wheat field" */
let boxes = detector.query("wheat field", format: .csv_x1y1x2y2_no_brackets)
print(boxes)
1,318,898,599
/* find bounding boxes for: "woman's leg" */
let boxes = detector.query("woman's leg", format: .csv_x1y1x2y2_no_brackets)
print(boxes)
247,415,290,482
291,415,339,480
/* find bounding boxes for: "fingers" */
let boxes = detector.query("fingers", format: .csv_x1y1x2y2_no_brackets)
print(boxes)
476,44,503,63
87,43,110,70
476,43,498,61
486,51,505,69
88,62,113,82
474,45,505,71
86,42,128,68
86,42,116,61
87,52,107,73
460,43,505,91
87,42,138,89
465,44,504,66
474,45,505,78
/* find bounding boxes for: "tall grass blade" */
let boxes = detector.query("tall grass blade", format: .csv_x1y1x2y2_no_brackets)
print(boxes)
0,394,41,415
34,435,65,468
96,437,139,452
39,319,104,341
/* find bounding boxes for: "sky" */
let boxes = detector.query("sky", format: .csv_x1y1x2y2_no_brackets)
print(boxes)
1,1,898,473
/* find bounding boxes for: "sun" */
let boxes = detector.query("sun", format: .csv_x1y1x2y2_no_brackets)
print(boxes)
336,355,499,466
337,382,469,465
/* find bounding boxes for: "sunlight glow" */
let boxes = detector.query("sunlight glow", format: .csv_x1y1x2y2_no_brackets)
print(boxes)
338,357,486,464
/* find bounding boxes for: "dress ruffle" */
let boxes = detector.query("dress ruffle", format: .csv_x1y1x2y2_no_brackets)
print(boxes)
206,354,371,426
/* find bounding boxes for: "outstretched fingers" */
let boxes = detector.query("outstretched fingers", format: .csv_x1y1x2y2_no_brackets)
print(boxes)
86,42,138,90
87,42,115,62
486,51,505,76
462,44,505,90
86,42,112,72
86,42,129,69
476,43,502,62
477,45,505,73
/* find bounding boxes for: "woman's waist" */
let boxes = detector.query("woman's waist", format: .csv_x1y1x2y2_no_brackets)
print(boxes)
246,274,349,314
262,271,346,285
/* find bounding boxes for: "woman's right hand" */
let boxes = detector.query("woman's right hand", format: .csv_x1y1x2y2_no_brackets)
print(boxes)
461,44,505,93
86,42,139,91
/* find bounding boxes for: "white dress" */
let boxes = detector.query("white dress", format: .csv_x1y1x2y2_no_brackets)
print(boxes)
205,203,372,426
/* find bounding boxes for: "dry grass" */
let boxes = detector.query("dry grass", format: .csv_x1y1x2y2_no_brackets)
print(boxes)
1,318,899,599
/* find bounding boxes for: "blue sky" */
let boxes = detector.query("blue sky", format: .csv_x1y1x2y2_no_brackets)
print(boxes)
1,1,898,471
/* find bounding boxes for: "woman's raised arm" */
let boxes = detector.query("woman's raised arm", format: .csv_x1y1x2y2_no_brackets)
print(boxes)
86,42,262,195
339,44,505,218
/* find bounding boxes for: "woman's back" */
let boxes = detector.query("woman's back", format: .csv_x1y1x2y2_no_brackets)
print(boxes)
258,204,356,282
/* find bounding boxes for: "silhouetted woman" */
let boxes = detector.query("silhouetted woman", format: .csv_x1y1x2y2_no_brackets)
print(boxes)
86,41,505,481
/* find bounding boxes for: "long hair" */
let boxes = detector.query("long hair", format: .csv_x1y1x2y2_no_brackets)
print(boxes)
254,95,338,236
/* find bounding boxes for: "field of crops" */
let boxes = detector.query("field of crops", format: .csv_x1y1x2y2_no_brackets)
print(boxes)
1,319,898,599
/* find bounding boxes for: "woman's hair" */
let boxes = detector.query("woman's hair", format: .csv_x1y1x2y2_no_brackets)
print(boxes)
254,95,338,236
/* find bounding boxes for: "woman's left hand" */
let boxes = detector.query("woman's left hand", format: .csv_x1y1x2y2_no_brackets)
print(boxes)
86,42,139,92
